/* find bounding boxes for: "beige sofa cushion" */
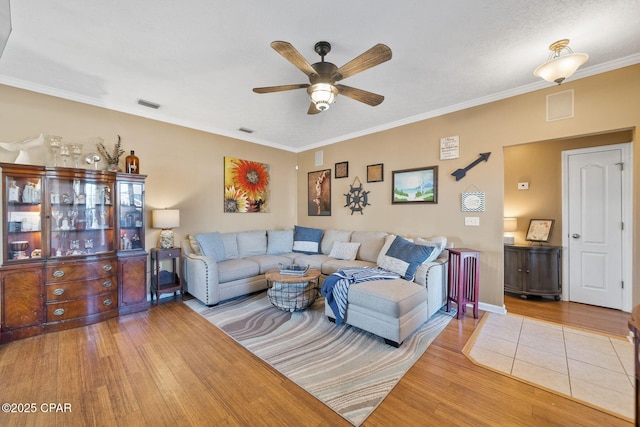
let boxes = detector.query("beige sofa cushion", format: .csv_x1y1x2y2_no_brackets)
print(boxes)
237,230,267,257
350,231,387,262
321,229,353,254
218,259,260,283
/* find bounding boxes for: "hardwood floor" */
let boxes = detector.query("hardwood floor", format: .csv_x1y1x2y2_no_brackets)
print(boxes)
0,294,632,426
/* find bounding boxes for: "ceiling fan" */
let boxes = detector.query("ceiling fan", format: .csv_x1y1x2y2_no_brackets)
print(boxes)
253,41,392,114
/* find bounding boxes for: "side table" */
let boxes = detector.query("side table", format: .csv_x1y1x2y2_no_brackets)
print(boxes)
446,248,480,319
150,247,182,304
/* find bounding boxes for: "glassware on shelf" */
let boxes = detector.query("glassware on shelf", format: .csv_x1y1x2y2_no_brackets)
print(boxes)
59,145,71,167
84,239,93,254
51,207,63,229
85,153,101,170
8,180,20,202
48,135,62,167
69,144,83,168
68,209,78,228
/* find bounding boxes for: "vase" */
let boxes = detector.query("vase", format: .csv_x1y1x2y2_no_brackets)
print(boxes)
106,163,121,172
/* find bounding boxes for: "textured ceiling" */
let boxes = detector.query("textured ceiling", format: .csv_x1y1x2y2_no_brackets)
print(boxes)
0,0,639,152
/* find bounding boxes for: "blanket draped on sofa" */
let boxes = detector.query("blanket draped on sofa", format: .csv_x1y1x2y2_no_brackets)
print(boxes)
321,267,400,324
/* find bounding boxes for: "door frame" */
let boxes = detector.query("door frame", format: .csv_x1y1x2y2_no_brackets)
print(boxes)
561,142,633,312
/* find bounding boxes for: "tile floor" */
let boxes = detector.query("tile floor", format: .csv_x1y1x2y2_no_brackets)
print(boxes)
467,312,634,420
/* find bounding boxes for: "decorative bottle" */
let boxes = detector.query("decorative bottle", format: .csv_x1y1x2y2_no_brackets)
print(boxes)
125,150,140,174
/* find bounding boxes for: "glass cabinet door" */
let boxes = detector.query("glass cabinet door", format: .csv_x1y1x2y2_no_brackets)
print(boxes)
4,173,43,263
47,176,115,258
117,178,144,251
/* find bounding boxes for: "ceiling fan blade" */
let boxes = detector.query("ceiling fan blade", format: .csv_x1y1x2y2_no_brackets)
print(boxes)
271,41,317,77
333,44,392,81
336,84,384,106
307,103,321,115
253,83,309,94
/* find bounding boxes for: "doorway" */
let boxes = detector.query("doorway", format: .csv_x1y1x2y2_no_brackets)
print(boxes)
561,143,632,311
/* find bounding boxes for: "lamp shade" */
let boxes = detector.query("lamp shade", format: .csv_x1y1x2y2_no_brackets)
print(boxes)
504,217,518,232
152,209,180,229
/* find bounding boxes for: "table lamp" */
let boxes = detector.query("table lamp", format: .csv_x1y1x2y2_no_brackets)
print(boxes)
152,209,180,249
504,217,518,245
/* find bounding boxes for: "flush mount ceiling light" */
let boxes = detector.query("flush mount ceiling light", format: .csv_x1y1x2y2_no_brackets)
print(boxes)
534,39,588,85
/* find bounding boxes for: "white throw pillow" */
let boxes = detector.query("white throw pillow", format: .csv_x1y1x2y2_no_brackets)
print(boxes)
328,241,361,261
416,236,447,263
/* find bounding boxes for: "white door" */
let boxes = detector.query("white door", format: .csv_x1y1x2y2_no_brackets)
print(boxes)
566,147,623,309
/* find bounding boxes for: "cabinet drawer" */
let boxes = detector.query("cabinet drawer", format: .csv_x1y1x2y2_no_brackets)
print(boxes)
45,276,117,301
46,291,117,321
156,249,181,260
46,259,117,283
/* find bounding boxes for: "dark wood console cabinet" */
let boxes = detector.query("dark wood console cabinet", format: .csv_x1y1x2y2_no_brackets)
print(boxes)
504,245,562,300
0,163,148,343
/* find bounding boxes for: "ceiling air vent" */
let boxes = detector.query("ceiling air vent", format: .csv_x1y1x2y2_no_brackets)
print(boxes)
137,99,160,109
238,127,254,134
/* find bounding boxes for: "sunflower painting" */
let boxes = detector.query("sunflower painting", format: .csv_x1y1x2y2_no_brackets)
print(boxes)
224,157,270,213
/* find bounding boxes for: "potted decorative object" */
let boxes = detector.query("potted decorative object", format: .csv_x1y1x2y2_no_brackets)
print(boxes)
96,135,125,171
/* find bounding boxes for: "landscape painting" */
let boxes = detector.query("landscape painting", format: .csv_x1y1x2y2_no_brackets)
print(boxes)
391,166,438,204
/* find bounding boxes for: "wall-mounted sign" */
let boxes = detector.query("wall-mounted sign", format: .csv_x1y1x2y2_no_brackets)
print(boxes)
461,192,485,212
440,136,460,160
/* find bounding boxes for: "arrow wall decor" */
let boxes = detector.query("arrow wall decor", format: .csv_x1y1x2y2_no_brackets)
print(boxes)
451,152,491,181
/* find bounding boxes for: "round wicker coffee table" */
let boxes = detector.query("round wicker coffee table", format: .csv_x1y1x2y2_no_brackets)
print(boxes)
265,268,321,312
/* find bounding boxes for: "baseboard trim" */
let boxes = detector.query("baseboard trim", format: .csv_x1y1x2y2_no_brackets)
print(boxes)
479,302,506,315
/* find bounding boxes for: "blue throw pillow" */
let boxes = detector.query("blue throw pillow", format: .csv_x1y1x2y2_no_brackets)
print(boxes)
195,232,226,261
292,225,324,254
267,229,294,255
377,236,434,281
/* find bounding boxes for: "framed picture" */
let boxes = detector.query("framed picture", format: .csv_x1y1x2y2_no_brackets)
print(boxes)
392,166,438,204
335,161,349,179
223,157,271,213
308,169,331,216
526,219,555,242
367,163,384,182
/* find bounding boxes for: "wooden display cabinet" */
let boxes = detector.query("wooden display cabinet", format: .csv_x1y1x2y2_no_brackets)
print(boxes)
0,163,149,343
116,173,149,314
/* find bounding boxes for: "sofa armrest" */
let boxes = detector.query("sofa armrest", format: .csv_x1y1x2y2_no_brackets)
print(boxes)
413,256,447,287
183,253,221,306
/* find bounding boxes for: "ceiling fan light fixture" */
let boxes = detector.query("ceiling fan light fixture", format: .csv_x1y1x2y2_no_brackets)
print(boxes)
534,39,588,85
308,83,338,111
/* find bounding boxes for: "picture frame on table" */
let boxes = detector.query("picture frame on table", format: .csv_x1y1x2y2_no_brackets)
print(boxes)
391,165,438,204
367,163,384,183
525,219,555,242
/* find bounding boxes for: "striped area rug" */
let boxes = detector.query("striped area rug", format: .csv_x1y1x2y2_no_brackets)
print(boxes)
185,291,454,426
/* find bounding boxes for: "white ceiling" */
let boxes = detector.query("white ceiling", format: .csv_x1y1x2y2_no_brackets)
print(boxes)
0,1,639,152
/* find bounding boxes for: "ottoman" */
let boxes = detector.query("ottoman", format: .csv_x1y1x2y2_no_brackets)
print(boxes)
325,278,429,347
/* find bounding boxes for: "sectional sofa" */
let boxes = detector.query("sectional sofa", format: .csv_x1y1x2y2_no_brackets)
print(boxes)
182,226,450,346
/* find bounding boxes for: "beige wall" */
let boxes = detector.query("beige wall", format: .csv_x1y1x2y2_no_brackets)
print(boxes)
504,130,633,247
0,64,638,310
297,65,639,309
0,85,298,250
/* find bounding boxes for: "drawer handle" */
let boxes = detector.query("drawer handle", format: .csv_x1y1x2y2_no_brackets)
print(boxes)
102,264,113,272
53,288,65,296
53,308,65,316
103,298,113,306
53,270,65,278
102,280,112,288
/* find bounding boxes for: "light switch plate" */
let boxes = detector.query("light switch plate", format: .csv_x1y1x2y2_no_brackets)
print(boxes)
465,217,480,226
518,182,529,190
